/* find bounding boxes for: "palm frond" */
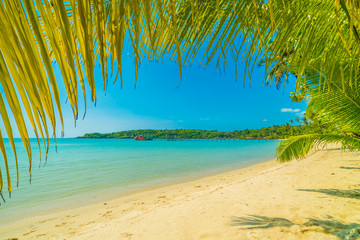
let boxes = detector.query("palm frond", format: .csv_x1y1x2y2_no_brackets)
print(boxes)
276,134,360,162
0,0,360,197
304,69,360,132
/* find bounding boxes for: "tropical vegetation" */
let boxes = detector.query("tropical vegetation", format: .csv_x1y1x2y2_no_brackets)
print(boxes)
0,0,359,196
80,118,332,140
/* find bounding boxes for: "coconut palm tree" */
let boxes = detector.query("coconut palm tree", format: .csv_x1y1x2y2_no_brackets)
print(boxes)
275,53,360,161
0,0,359,197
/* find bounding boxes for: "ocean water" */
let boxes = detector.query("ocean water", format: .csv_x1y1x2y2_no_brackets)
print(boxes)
0,138,279,225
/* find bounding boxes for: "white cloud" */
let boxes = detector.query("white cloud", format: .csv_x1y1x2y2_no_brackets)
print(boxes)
177,120,184,123
280,108,301,113
200,117,211,121
296,111,306,117
262,119,268,122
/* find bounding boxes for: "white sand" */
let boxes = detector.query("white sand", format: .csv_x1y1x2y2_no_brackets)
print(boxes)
1,147,360,239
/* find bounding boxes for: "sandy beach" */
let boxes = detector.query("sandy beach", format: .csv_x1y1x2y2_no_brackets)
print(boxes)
1,147,360,240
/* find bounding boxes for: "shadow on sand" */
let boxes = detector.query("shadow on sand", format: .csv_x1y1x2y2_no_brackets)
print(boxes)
232,215,360,240
298,188,360,200
340,166,360,170
232,215,294,229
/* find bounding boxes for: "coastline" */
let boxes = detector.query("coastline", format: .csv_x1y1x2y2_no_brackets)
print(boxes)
1,147,360,239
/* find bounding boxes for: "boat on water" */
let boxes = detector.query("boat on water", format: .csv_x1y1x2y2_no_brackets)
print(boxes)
135,135,153,141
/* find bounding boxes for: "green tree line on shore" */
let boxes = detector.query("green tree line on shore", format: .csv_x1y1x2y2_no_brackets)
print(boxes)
80,118,331,140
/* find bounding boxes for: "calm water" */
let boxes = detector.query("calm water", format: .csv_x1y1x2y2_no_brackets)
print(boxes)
0,138,279,225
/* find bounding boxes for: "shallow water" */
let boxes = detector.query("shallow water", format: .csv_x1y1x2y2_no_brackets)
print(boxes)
0,138,279,225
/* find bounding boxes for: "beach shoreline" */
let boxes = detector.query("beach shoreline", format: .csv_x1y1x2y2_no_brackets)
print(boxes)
0,157,278,227
0,153,275,227
1,147,360,239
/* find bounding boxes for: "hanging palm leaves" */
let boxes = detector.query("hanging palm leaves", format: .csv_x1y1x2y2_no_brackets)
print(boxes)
276,58,360,161
0,0,359,198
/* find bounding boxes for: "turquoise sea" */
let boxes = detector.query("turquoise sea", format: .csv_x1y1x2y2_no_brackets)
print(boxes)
0,138,279,225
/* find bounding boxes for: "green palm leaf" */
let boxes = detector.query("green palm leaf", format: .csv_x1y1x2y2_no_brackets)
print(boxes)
0,0,359,198
276,134,360,162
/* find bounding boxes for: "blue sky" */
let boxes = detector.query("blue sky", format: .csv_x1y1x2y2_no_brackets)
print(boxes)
53,52,306,137
0,47,307,138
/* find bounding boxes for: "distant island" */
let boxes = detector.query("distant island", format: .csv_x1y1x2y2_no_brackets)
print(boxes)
79,120,327,140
